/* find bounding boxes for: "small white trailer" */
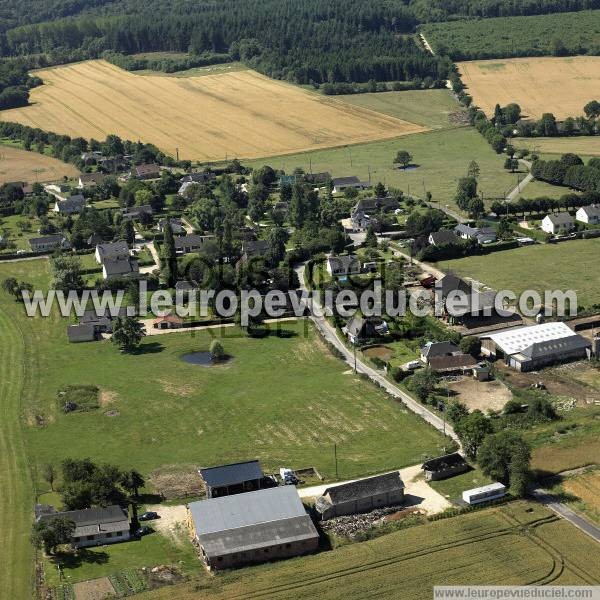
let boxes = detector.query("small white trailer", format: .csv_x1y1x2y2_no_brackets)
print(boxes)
462,482,506,505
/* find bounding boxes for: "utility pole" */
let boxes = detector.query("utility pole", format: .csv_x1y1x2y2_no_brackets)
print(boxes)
349,146,353,168
334,443,339,479
353,340,357,373
176,147,179,162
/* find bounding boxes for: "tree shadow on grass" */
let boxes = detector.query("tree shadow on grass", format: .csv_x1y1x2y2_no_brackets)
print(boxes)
51,548,109,570
131,341,164,355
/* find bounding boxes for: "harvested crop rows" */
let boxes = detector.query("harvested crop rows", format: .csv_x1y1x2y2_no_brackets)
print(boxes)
0,144,79,183
0,60,425,161
457,56,600,120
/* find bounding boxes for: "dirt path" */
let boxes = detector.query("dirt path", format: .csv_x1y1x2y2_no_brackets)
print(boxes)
506,160,533,202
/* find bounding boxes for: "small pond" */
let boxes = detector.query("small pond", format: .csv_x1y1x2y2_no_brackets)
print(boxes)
181,351,213,366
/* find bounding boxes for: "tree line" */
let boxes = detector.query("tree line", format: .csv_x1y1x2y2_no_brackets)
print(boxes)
531,154,600,193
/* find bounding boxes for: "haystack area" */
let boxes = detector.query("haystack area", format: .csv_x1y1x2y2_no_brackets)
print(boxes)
1,60,426,161
457,56,600,120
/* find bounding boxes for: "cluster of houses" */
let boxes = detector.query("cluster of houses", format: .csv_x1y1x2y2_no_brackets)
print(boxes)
541,205,600,235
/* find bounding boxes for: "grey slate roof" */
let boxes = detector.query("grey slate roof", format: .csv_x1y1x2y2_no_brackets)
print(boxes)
327,254,360,272
103,257,138,278
241,240,270,257
55,195,86,213
67,323,96,342
422,453,468,472
435,274,472,299
30,235,70,250
428,353,479,372
96,240,129,261
332,176,361,186
322,472,404,505
421,341,460,360
430,229,459,246
39,505,129,537
200,460,263,488
546,212,573,225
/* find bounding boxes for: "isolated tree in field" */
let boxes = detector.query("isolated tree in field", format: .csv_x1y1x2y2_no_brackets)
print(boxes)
121,469,145,498
364,225,378,248
161,223,177,288
455,410,492,458
584,100,600,119
1,277,18,297
112,317,146,353
459,336,481,357
467,161,480,180
42,463,56,492
477,431,531,497
394,150,412,169
210,339,226,361
32,517,75,555
51,255,83,291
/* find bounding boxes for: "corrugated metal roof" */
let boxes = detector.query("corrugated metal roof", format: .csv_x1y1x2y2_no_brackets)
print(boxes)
189,486,305,535
199,460,263,488
198,515,317,557
489,322,585,356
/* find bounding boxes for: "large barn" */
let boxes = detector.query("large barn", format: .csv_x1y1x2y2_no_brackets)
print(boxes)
481,322,591,372
188,486,319,569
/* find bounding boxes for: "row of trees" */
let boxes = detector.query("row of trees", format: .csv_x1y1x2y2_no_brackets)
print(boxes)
490,189,600,218
531,154,600,192
0,58,40,109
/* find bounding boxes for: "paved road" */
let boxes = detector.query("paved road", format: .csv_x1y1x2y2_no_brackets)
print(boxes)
295,264,459,445
531,487,600,543
506,160,534,202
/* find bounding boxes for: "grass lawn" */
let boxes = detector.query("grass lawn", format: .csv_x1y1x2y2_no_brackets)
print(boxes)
518,179,578,200
0,213,42,252
514,137,600,158
437,238,600,309
429,468,493,502
245,127,518,210
43,529,199,587
336,89,464,129
133,501,600,599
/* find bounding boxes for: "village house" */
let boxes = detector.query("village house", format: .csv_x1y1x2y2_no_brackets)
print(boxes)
54,195,86,215
332,176,370,194
420,341,461,363
128,163,161,180
238,240,270,264
326,254,361,277
95,241,130,264
350,196,400,231
36,505,130,548
454,224,497,245
77,172,107,189
153,315,184,329
199,460,265,499
187,486,319,570
157,217,184,234
428,229,459,247
178,172,215,194
102,256,139,280
343,315,388,344
541,212,574,235
481,322,592,372
421,453,470,482
66,323,97,343
304,172,331,186
576,204,600,225
43,183,72,201
174,234,215,255
315,472,405,520
121,205,154,221
29,235,71,253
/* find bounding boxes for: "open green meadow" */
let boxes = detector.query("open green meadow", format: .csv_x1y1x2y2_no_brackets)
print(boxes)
336,89,464,130
437,238,600,309
518,180,578,200
134,501,600,600
247,127,518,207
514,137,600,158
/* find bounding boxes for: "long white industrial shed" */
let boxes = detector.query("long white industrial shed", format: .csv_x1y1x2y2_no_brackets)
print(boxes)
481,322,591,372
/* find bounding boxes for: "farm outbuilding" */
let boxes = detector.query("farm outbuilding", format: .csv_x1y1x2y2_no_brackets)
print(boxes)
315,472,405,520
421,453,470,482
188,486,318,569
199,460,265,499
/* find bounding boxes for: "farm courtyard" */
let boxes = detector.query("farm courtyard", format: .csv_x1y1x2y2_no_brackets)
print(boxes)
0,60,425,161
457,56,600,120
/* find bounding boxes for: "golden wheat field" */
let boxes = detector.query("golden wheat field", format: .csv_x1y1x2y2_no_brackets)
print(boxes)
457,56,600,120
0,145,79,183
0,60,426,161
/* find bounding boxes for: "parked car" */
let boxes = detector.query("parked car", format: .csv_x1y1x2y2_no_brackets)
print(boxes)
136,526,152,537
279,468,299,485
139,511,159,521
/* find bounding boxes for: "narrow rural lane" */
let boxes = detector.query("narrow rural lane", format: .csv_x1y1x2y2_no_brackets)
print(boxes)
506,160,534,202
530,488,600,544
295,264,459,445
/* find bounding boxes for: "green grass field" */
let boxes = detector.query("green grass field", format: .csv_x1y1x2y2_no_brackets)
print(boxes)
437,238,600,309
133,501,600,599
518,179,578,200
246,127,518,208
514,137,600,158
336,89,464,129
